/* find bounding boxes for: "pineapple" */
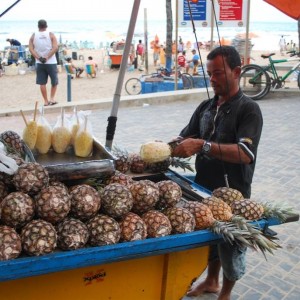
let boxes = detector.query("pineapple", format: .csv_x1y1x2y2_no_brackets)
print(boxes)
22,120,38,150
119,212,147,241
49,180,69,194
101,183,133,219
0,225,22,260
56,218,89,250
35,185,71,224
182,201,216,229
130,180,160,215
164,207,195,234
156,180,182,210
74,116,93,158
147,158,171,173
13,162,49,195
86,214,121,246
7,153,25,166
142,210,172,238
0,181,9,201
69,184,101,221
35,123,52,154
202,196,233,222
0,130,25,157
103,170,134,187
231,199,264,220
112,145,130,174
0,192,35,228
182,200,280,257
140,141,172,163
21,219,57,256
52,126,71,153
129,153,146,173
212,187,244,205
52,110,72,154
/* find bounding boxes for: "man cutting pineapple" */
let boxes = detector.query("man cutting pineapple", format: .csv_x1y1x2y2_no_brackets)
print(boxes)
172,46,263,300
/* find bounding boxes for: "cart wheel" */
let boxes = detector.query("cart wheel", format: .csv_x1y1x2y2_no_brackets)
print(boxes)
125,78,142,95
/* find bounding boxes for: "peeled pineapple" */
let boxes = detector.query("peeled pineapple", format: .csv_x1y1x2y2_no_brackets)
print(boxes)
52,109,71,153
21,104,38,150
36,124,52,154
74,116,93,158
140,141,172,163
35,109,52,154
22,120,38,150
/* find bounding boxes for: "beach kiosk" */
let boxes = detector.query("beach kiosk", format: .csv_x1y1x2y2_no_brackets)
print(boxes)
109,41,135,68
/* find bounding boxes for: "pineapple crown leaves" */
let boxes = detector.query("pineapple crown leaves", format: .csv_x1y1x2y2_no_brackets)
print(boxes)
170,157,194,172
211,217,281,259
112,145,129,157
261,201,296,222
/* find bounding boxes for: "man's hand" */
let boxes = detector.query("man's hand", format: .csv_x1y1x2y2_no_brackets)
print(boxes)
172,138,203,158
39,57,46,63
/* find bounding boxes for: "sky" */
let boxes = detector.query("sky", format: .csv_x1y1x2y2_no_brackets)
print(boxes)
0,0,295,23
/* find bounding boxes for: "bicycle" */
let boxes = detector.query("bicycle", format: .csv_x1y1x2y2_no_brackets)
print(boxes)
239,50,300,100
125,67,194,95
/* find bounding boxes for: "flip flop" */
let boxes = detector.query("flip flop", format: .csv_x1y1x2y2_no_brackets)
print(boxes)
44,103,50,106
49,101,58,105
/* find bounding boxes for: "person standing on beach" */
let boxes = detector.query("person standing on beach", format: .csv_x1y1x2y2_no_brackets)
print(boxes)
172,46,263,300
279,35,286,56
29,19,58,106
151,40,161,67
136,40,145,66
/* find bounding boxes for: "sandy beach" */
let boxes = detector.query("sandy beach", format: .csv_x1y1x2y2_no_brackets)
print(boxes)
0,47,297,113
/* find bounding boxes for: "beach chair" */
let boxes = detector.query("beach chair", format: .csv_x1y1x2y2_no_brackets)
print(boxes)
85,64,97,78
64,64,76,78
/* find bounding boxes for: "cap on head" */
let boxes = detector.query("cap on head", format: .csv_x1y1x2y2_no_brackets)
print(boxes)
38,19,47,29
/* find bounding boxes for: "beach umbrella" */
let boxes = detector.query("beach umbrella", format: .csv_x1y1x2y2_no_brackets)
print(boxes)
263,0,300,20
105,0,141,150
263,0,300,50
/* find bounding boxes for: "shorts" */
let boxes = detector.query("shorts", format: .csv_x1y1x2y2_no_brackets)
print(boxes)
36,63,58,86
209,242,247,281
153,52,159,62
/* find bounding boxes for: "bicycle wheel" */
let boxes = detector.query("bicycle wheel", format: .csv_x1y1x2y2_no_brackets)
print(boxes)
239,64,271,100
181,73,194,89
125,78,142,95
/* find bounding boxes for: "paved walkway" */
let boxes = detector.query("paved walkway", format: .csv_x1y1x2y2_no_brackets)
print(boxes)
0,91,299,299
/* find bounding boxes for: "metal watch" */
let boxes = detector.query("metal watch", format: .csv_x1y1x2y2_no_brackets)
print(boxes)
202,141,212,154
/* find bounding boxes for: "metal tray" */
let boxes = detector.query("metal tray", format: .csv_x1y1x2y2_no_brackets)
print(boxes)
28,138,115,181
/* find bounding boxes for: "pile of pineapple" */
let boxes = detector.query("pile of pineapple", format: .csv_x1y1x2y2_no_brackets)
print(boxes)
112,144,194,174
21,104,93,158
0,131,293,262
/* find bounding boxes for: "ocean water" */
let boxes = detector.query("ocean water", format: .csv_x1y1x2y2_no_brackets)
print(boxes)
0,19,298,51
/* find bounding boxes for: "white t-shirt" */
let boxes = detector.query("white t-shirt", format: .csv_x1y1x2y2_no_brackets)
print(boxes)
33,31,57,64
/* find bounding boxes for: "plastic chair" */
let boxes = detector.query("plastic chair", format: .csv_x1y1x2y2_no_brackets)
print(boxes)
64,64,75,78
85,64,97,78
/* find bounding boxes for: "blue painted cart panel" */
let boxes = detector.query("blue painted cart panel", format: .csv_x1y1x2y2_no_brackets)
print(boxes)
0,217,281,282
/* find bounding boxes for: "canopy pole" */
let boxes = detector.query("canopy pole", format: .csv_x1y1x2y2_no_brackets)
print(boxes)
144,8,149,75
175,0,179,90
244,0,251,66
105,0,141,150
0,0,21,18
210,1,214,51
